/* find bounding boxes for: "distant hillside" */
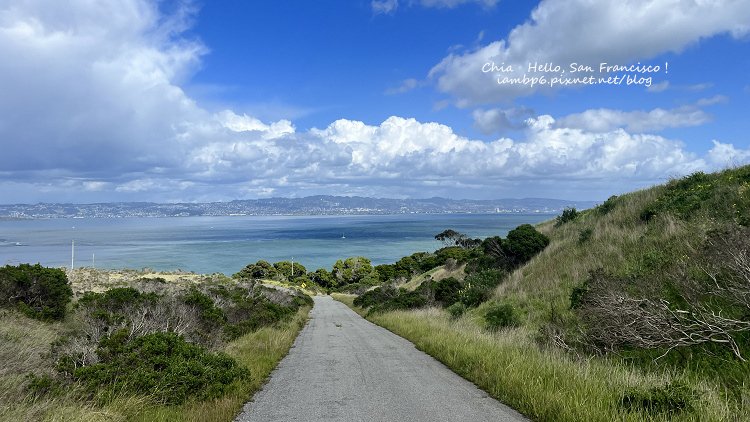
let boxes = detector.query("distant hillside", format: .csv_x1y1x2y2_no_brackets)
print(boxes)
0,196,596,218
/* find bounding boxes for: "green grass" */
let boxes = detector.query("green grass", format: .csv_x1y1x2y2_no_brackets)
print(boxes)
355,307,744,421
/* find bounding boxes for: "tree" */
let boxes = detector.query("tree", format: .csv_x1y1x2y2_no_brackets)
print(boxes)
374,264,396,283
309,268,335,288
434,229,465,246
332,257,376,286
234,260,277,279
273,261,307,281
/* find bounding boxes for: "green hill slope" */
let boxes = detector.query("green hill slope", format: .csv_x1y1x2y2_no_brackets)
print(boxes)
342,165,750,421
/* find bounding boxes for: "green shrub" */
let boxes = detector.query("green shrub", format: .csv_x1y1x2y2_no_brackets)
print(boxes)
484,302,519,331
569,281,589,309
504,224,550,264
578,228,593,243
183,288,226,325
433,277,462,307
25,373,65,398
458,284,490,307
0,264,72,320
597,195,619,215
446,302,467,319
620,381,696,415
72,330,248,405
353,286,395,308
555,207,579,227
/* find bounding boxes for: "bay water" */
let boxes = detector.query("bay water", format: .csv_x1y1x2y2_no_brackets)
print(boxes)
0,214,552,275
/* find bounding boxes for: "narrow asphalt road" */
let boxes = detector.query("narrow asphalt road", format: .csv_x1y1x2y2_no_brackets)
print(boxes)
235,296,527,422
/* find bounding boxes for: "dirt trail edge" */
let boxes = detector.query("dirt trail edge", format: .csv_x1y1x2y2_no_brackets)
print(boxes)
235,295,527,422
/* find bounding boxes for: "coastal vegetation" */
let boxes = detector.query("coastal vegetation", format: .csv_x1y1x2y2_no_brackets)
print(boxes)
337,165,750,421
0,268,311,421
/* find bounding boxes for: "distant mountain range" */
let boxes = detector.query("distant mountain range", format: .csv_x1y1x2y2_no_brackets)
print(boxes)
0,196,598,219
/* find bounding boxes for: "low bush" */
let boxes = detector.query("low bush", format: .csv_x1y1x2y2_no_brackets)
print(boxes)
596,195,619,215
71,330,248,405
555,208,579,227
458,284,490,307
446,302,467,319
432,277,462,307
620,381,697,416
0,264,72,321
484,302,519,331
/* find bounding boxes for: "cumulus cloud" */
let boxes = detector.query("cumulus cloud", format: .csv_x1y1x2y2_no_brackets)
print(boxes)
429,0,750,105
708,141,750,167
1,0,748,203
0,0,207,175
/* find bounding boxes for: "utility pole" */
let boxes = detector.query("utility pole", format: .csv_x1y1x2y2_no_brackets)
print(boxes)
71,240,75,270
291,257,294,281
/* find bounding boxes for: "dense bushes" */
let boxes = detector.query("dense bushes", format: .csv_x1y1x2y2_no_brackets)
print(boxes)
352,223,549,314
68,330,248,404
48,280,311,406
353,286,426,313
0,264,72,320
620,381,696,416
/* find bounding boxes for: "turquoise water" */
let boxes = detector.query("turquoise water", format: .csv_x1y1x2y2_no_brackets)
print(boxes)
0,214,552,274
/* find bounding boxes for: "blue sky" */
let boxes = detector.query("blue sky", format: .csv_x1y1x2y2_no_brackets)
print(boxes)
0,0,749,203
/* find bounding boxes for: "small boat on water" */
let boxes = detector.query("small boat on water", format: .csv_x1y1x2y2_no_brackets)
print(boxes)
341,233,346,239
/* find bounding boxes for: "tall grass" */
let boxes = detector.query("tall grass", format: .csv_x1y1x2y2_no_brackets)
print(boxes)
365,308,744,421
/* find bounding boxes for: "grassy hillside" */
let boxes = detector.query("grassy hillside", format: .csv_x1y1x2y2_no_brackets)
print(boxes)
340,165,750,421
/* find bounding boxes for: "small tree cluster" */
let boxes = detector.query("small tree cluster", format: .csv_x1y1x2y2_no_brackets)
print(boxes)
0,264,72,320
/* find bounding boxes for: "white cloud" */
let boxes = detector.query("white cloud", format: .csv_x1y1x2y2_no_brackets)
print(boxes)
372,0,498,14
429,0,750,105
472,107,534,134
556,106,711,133
647,81,670,93
0,0,208,174
1,0,748,203
372,0,399,15
708,141,750,167
385,78,419,95
217,110,295,139
418,0,499,8
695,95,728,107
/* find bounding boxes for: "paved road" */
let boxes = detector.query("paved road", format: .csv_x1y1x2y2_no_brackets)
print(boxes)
235,296,527,422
